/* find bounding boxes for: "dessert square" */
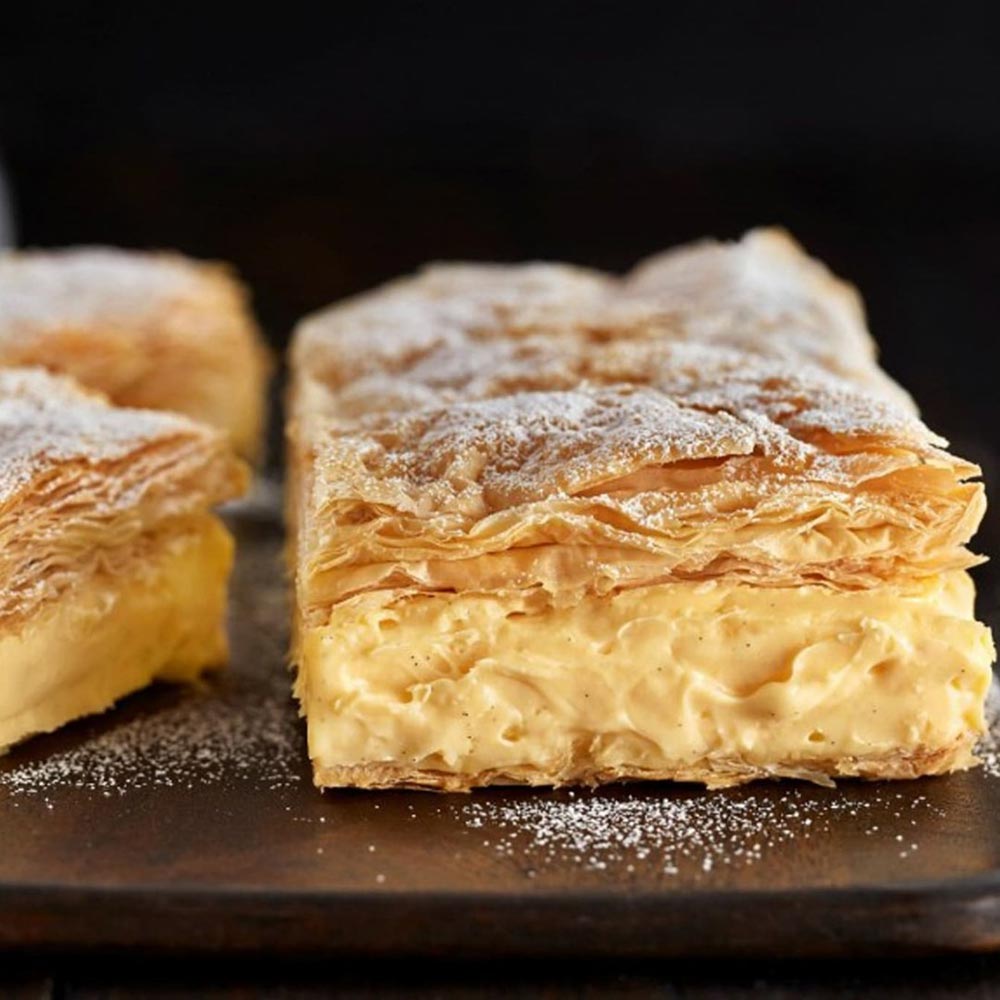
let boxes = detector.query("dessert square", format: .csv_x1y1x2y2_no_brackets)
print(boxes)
0,368,247,749
288,229,994,790
0,248,269,459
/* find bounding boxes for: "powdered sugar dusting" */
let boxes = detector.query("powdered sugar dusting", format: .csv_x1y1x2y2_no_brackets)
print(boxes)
0,246,203,329
976,680,1000,779
295,227,917,423
0,367,200,506
323,384,759,511
296,230,963,562
0,500,304,802
0,671,302,799
460,786,940,875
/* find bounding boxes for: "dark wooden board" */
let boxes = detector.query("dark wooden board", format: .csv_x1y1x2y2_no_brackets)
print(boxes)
2,495,1000,960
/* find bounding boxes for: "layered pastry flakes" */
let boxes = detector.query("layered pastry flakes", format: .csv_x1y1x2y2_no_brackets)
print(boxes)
288,228,994,791
0,368,247,750
0,247,269,458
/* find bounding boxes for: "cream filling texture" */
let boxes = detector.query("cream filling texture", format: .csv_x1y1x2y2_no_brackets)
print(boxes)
300,571,995,781
0,516,233,750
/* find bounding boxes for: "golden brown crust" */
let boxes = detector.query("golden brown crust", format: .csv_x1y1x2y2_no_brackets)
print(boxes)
0,247,270,458
0,368,248,628
292,227,911,411
289,230,984,625
314,739,978,793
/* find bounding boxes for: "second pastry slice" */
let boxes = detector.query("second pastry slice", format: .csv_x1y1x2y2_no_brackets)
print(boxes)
0,247,269,459
0,368,247,750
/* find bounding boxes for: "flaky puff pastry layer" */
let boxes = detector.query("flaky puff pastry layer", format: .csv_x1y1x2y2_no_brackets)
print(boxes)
0,247,270,459
0,369,247,748
289,237,983,623
288,228,994,790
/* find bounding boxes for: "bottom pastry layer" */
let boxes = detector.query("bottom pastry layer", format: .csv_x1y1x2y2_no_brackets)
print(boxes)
298,571,995,790
0,516,234,750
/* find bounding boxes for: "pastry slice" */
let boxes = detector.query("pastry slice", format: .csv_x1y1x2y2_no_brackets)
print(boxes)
0,368,247,750
0,247,269,459
288,229,994,791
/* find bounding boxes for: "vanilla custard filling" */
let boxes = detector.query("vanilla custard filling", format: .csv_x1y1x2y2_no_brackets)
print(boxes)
300,571,994,785
0,516,233,750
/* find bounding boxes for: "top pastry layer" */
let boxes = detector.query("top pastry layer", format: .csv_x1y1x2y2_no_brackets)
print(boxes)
0,368,248,628
0,247,269,456
289,229,984,621
293,227,911,412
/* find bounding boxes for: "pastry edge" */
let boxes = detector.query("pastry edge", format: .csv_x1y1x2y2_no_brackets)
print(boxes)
313,739,979,793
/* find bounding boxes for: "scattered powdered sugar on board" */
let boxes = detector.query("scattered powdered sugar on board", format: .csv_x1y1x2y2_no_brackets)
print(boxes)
975,680,1000,779
0,499,302,804
459,785,941,875
0,674,302,799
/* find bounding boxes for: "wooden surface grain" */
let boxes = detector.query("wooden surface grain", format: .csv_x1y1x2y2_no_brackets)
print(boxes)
1,498,999,962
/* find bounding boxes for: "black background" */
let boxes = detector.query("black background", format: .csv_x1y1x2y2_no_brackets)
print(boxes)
2,5,1000,991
